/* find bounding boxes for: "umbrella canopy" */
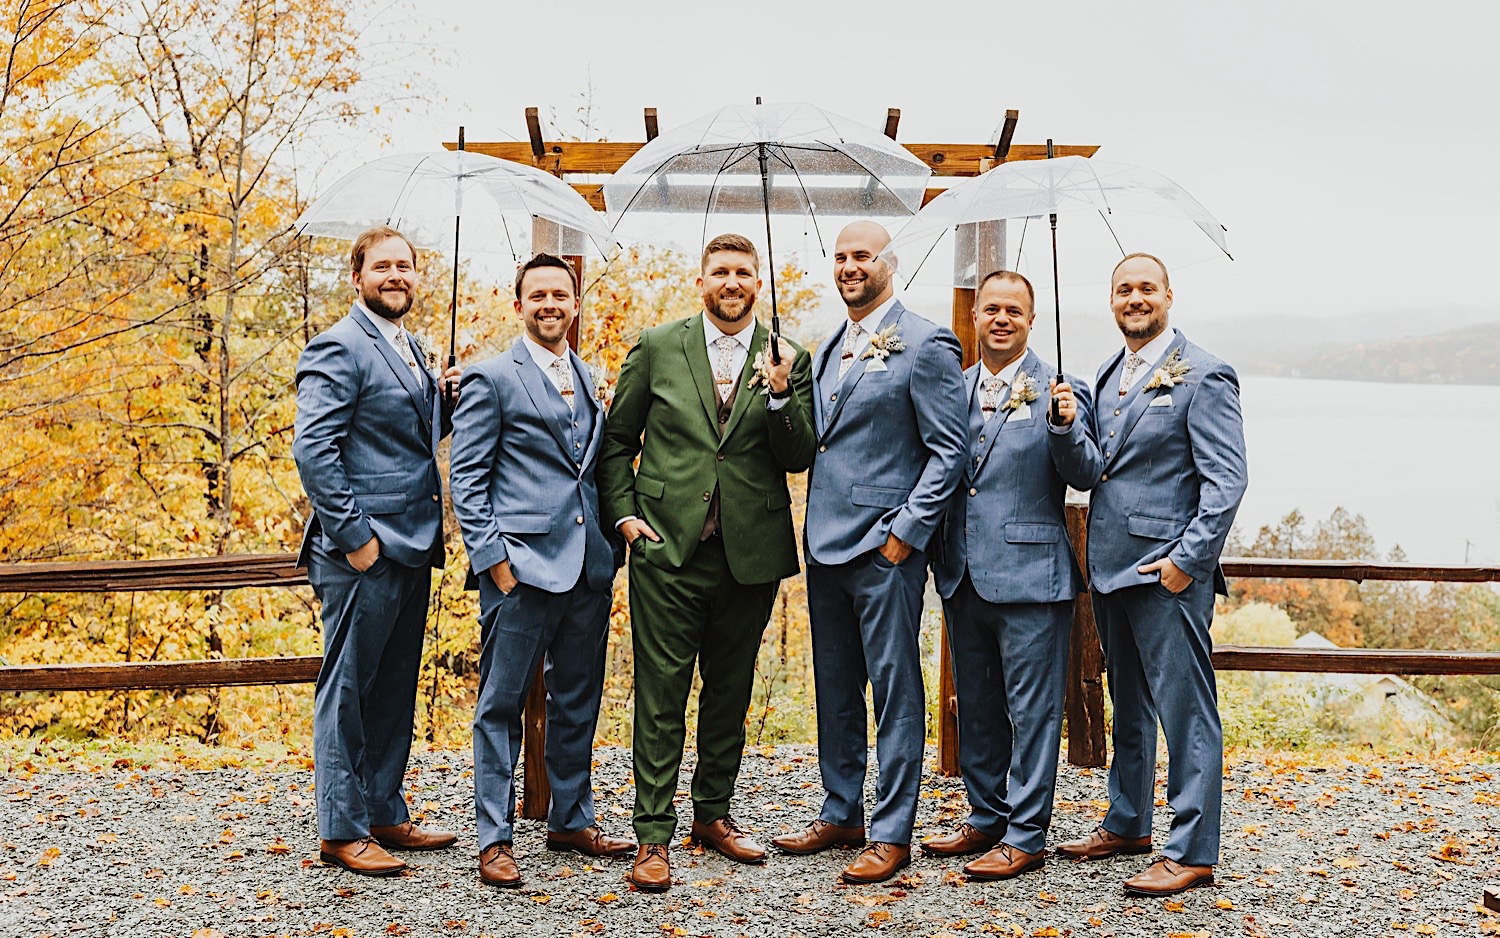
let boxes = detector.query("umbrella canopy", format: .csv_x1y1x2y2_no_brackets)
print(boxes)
603,100,932,251
885,156,1230,287
295,149,618,258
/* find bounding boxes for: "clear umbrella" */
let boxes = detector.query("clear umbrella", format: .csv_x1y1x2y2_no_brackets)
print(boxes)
604,100,932,360
296,146,618,375
884,153,1230,416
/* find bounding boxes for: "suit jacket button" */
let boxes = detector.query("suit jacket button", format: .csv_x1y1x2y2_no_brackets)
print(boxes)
1109,431,1116,437
830,393,837,401
819,445,827,453
969,488,977,497
576,516,584,524
702,491,711,501
1101,473,1109,482
431,494,439,502
717,453,725,461
1114,409,1121,416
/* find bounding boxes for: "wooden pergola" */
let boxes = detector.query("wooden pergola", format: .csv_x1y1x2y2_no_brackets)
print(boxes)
446,106,1102,818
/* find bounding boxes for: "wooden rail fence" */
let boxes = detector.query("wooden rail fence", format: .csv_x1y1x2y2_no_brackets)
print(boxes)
2,522,1498,778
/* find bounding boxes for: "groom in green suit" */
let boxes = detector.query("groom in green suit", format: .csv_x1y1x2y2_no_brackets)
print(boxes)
600,233,816,892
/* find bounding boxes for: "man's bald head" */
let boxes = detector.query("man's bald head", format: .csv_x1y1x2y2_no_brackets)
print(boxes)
833,221,895,317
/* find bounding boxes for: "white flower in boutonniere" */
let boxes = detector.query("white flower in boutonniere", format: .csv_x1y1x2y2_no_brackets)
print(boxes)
411,331,439,372
746,349,773,395
1002,372,1040,411
860,324,906,363
1143,348,1192,391
586,361,612,404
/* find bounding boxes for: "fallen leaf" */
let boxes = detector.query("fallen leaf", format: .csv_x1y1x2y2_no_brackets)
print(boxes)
387,926,410,935
1163,900,1184,912
596,892,619,904
1214,899,1234,910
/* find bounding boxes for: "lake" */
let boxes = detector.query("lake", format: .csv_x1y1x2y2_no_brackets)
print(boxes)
1236,376,1500,565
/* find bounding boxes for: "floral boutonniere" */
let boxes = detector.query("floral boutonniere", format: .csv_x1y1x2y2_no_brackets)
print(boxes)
860,324,906,372
746,349,773,395
1143,348,1192,391
586,361,611,404
1002,372,1040,411
410,331,439,372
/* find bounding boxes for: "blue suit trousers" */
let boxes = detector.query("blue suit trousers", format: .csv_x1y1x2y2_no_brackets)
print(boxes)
473,572,610,850
943,577,1071,854
807,550,928,844
1093,579,1222,867
308,542,428,841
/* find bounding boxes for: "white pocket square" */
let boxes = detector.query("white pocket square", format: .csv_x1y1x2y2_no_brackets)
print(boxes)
863,357,888,373
1148,395,1173,407
1010,403,1032,420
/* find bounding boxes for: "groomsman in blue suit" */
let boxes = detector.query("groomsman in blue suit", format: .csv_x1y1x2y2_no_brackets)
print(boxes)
773,221,968,884
448,254,632,888
1055,253,1247,897
293,226,461,876
923,270,1102,880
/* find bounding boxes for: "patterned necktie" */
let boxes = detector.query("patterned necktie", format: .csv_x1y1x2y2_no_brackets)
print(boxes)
549,357,575,410
394,327,421,377
1119,352,1147,396
979,375,1006,422
837,322,865,380
713,335,737,403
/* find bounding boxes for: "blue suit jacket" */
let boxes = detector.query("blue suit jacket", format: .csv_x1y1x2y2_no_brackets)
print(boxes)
1086,331,1248,595
448,340,621,594
293,304,448,570
805,301,968,565
932,349,1102,603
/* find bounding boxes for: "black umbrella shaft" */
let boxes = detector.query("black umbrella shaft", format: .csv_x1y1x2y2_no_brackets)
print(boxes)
449,213,461,364
756,142,782,365
1049,213,1062,424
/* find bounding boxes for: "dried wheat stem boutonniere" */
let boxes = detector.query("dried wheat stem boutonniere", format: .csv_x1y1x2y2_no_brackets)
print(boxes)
411,331,439,372
1002,372,1040,411
746,349,773,395
1143,348,1192,391
860,324,906,362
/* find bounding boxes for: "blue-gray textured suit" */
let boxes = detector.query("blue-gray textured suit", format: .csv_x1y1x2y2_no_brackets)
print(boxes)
448,339,621,852
804,300,968,844
293,303,448,842
931,349,1102,854
1086,330,1247,867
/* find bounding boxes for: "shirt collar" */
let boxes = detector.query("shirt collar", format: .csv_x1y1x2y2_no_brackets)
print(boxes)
358,301,404,345
702,313,755,352
521,333,568,371
981,351,1026,387
1126,327,1177,368
846,295,898,336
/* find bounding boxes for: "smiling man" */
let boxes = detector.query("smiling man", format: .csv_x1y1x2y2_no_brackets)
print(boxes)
449,253,632,888
293,225,461,876
923,270,1101,880
1056,253,1247,896
773,221,967,884
599,233,816,892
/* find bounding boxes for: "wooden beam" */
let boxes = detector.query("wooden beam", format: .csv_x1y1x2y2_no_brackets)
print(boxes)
1212,645,1500,675
993,109,1019,160
1221,558,1500,583
883,108,900,140
0,554,307,592
525,107,545,162
644,107,659,142
445,140,1100,177
0,656,322,692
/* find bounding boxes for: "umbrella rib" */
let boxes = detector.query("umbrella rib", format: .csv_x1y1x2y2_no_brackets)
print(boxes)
1014,215,1031,270
387,154,432,225
775,145,828,258
1097,209,1126,256
825,145,924,216
702,145,750,249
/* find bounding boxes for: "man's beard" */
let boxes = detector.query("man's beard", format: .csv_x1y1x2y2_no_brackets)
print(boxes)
1121,315,1165,344
706,292,753,323
363,284,413,320
839,275,885,311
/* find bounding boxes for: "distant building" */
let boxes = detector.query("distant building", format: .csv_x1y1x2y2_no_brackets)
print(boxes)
1293,631,1457,743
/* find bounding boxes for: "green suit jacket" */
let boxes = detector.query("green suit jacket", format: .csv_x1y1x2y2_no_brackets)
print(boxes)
600,315,816,585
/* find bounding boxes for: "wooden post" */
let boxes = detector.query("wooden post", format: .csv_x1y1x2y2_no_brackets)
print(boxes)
1064,502,1107,767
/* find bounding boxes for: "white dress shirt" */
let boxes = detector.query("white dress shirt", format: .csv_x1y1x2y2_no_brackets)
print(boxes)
839,295,899,367
1119,327,1177,394
358,301,425,380
521,334,575,402
703,313,788,410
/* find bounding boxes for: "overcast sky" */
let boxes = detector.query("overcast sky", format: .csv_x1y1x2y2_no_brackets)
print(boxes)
369,0,1497,329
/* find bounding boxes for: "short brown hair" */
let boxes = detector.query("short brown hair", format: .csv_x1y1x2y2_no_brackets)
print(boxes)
1112,252,1170,289
350,225,418,274
701,233,759,272
977,269,1035,311
514,253,579,298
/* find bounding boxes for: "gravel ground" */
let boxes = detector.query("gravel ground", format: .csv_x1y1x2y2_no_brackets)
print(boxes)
3,745,1499,938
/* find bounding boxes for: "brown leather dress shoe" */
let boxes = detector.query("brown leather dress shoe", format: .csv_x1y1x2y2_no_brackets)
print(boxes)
963,843,1046,881
840,842,912,884
369,820,458,851
920,823,1002,858
1054,826,1152,860
770,819,867,855
478,843,521,888
628,843,672,892
689,816,767,864
319,837,406,876
1123,857,1214,896
546,825,637,858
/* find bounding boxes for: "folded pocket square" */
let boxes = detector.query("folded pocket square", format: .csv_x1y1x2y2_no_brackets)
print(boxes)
1148,395,1174,407
863,357,888,373
1009,403,1032,420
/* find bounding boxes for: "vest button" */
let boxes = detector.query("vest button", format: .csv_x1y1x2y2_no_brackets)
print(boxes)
1110,431,1116,437
717,453,725,461
1114,409,1121,416
969,488,977,497
819,445,827,453
830,393,838,401
431,494,439,502
1101,473,1109,482
576,516,584,524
